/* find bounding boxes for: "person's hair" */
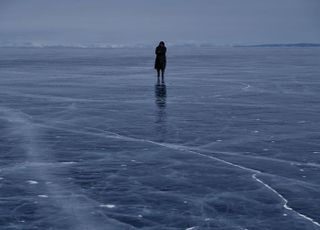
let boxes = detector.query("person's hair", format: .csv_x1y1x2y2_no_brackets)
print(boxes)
159,41,165,46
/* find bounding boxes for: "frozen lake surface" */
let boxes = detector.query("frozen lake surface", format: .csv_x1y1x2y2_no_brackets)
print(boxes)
0,47,320,230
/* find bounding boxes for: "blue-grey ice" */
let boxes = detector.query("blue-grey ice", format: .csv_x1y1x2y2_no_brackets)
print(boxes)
0,46,320,230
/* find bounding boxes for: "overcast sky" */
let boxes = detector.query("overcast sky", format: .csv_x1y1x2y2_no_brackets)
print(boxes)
0,0,319,46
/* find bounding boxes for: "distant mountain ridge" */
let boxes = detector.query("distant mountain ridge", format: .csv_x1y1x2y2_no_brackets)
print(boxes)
235,43,320,47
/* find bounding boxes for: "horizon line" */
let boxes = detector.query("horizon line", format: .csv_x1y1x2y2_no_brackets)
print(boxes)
0,42,320,49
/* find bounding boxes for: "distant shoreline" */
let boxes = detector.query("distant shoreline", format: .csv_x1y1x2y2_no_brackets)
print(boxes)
0,43,320,49
234,43,320,48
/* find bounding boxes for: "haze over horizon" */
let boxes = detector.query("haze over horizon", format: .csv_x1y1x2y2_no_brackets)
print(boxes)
0,0,319,47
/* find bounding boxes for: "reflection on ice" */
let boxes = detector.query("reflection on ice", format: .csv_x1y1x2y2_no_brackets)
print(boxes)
155,83,167,109
154,83,167,142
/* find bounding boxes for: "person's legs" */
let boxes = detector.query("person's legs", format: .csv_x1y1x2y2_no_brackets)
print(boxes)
161,69,165,83
157,69,161,84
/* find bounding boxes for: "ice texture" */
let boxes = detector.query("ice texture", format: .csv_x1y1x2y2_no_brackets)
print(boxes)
0,47,320,230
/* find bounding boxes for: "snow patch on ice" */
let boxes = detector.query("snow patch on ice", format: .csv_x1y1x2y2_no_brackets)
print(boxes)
26,180,39,185
38,195,48,198
99,204,116,209
61,161,77,165
186,227,197,230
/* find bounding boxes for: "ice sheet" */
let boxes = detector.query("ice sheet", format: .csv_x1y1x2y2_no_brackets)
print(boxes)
0,47,320,229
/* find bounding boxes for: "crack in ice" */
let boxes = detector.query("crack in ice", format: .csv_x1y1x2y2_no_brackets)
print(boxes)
62,128,320,228
42,123,320,228
157,144,320,228
0,107,137,230
2,108,319,228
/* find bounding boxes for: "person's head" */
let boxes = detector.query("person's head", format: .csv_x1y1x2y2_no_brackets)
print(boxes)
159,41,165,47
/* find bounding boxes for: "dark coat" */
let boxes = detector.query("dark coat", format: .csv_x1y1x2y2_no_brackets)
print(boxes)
154,45,166,70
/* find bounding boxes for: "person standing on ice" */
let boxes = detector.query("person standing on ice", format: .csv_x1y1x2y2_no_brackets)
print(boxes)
154,41,167,83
